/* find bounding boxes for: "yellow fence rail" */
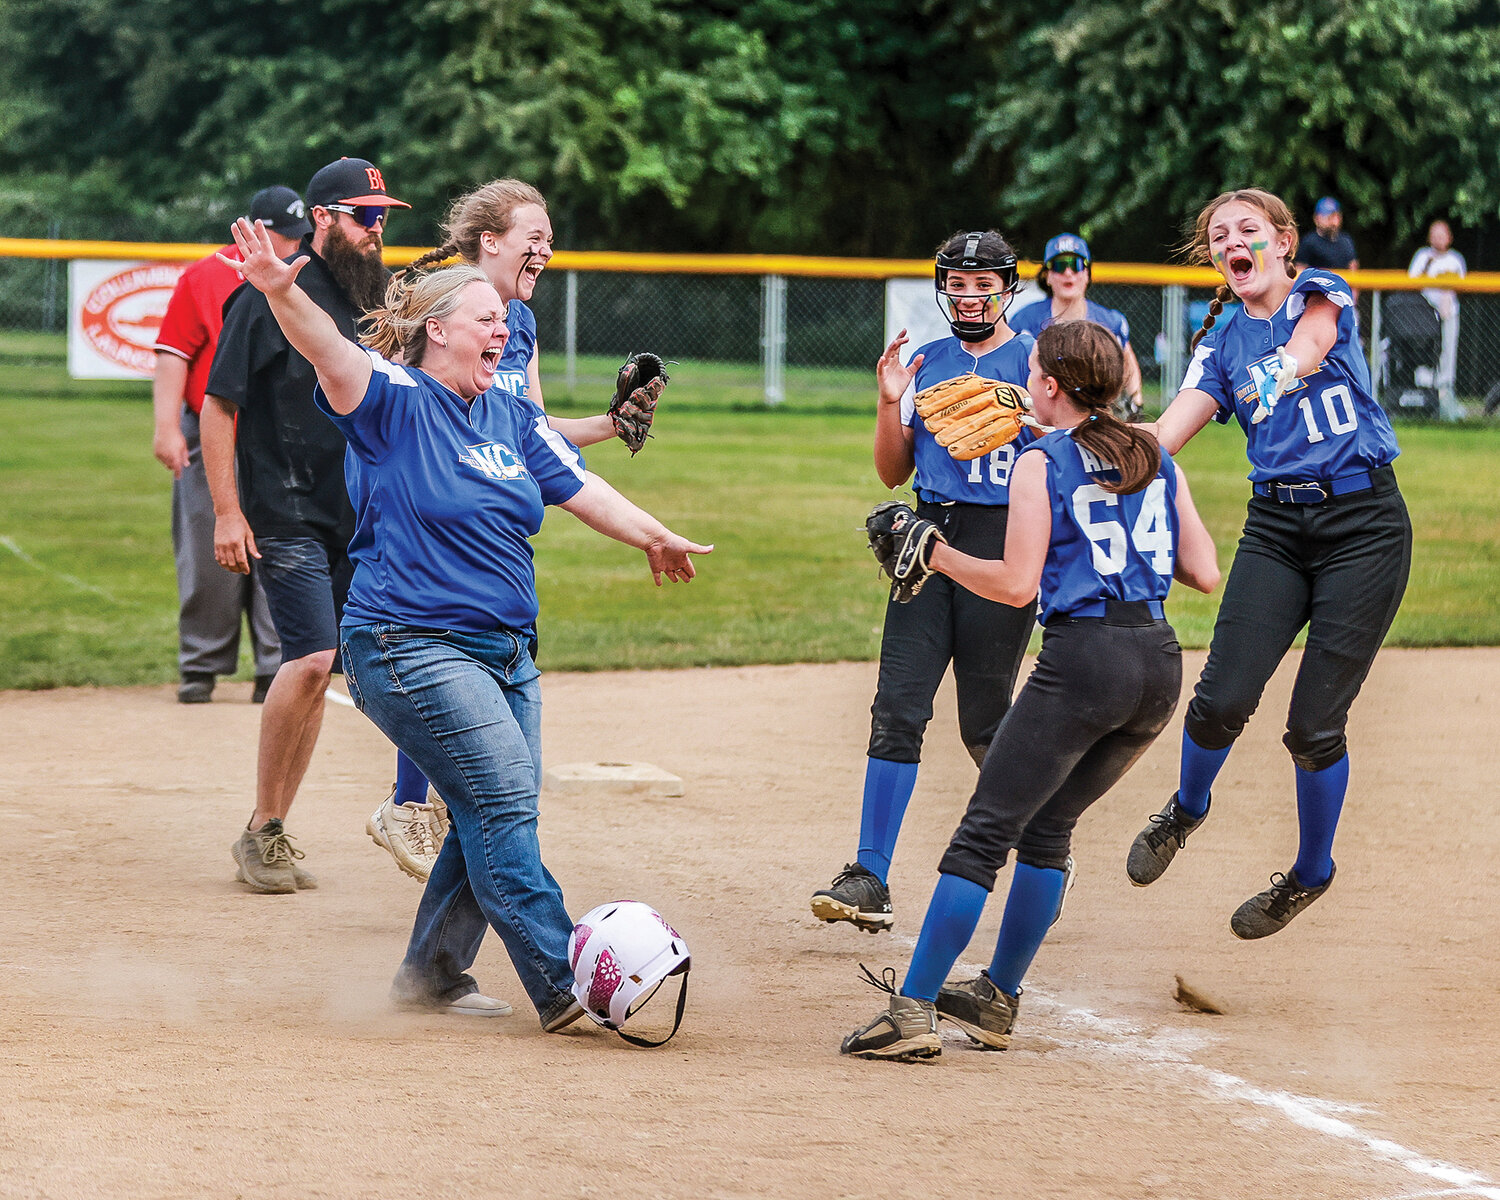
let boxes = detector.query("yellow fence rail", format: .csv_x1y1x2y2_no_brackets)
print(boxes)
0,236,1487,291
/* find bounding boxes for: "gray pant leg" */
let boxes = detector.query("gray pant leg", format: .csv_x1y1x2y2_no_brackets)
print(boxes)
174,407,281,677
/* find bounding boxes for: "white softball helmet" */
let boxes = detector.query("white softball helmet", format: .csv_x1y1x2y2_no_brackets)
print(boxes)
569,901,690,1047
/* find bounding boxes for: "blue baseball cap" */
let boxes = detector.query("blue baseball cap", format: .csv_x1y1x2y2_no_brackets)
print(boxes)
1043,233,1090,265
1314,196,1341,216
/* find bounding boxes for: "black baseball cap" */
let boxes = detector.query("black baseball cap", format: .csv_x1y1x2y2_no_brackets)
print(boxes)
248,186,314,239
304,157,411,211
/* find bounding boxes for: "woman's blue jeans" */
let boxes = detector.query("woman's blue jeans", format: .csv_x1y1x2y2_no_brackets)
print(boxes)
341,623,575,1020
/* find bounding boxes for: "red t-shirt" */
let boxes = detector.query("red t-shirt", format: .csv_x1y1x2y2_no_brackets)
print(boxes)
153,248,243,414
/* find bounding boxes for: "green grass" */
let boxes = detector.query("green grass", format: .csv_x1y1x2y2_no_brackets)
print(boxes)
1,333,1497,687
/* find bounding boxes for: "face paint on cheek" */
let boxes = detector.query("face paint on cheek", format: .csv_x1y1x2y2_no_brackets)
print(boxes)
1211,249,1227,272
1250,240,1269,272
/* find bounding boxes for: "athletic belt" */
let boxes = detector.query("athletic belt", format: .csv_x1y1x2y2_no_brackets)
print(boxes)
1252,470,1373,505
1050,599,1164,625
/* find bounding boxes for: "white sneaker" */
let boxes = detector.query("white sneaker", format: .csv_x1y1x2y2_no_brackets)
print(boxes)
444,991,512,1017
367,789,449,881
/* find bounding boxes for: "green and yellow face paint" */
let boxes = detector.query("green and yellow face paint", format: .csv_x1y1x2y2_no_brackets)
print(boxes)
1249,239,1270,272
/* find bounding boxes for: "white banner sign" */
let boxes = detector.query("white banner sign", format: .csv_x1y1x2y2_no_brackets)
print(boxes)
68,259,186,379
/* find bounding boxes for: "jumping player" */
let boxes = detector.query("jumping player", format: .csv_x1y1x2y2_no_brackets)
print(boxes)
365,180,628,880
810,231,1039,934
1009,234,1145,419
841,321,1219,1060
1125,188,1411,938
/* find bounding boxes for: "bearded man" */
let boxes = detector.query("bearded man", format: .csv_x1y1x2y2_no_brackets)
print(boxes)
202,157,410,893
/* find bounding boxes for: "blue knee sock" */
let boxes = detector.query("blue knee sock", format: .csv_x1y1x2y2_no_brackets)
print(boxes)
901,873,989,1001
856,757,920,883
394,751,431,806
1178,727,1231,818
988,863,1067,997
1292,755,1348,888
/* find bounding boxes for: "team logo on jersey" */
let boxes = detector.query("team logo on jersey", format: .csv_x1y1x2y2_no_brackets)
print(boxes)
1236,352,1308,408
491,369,528,398
458,441,526,481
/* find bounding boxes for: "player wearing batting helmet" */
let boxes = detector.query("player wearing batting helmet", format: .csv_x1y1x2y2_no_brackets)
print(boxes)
810,230,1041,937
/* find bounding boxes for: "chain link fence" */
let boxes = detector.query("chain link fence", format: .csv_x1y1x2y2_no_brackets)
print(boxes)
3,240,1498,419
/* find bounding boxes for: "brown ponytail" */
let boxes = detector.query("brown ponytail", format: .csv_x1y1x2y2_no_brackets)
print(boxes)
1036,322,1161,495
1190,285,1233,352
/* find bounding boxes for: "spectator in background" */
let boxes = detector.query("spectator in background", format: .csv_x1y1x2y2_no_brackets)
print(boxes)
1409,219,1467,419
152,187,308,703
1295,196,1360,278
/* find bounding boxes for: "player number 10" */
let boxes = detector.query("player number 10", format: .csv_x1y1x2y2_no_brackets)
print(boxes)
1297,384,1358,444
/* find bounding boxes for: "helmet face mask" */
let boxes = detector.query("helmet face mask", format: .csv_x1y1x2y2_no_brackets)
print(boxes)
935,232,1020,342
569,901,690,1046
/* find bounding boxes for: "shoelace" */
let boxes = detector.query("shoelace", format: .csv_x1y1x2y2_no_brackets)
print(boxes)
857,963,899,996
404,810,438,856
258,828,305,866
1146,809,1193,849
830,863,867,888
1262,872,1311,918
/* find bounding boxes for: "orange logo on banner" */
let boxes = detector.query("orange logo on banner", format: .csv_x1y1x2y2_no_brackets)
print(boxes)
79,263,184,375
366,167,385,191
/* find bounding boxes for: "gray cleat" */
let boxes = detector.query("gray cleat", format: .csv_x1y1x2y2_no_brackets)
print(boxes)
936,970,1020,1050
1127,793,1208,886
840,965,941,1061
1231,865,1335,939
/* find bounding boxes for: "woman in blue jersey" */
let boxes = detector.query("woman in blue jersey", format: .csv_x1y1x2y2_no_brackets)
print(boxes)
810,231,1041,935
221,217,711,1030
841,320,1219,1061
1125,188,1411,940
368,180,627,881
1010,234,1145,419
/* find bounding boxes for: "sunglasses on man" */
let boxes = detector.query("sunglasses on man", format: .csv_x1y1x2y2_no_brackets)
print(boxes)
324,203,390,229
1046,253,1089,274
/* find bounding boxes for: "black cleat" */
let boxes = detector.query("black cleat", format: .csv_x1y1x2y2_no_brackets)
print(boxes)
811,863,893,933
1126,793,1208,886
840,966,940,1061
936,970,1020,1050
1230,864,1335,939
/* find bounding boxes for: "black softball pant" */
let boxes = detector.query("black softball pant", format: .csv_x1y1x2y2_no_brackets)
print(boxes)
867,502,1036,767
940,614,1183,886
1184,469,1411,772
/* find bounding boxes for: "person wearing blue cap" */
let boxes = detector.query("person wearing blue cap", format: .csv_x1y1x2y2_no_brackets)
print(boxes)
1009,234,1144,418
1295,197,1360,275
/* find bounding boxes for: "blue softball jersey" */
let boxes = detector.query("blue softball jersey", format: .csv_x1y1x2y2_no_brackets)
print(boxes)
1180,271,1399,484
1009,299,1131,350
318,350,587,635
901,332,1036,504
491,298,537,399
1029,430,1179,627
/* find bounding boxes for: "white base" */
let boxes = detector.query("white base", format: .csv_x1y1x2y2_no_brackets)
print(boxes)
543,761,685,798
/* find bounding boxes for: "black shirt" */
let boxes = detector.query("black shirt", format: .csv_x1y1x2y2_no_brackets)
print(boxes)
206,239,361,542
1296,230,1358,271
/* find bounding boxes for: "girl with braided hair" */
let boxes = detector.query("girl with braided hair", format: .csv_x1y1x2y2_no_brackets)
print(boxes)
367,180,634,879
841,321,1219,1060
1124,188,1410,939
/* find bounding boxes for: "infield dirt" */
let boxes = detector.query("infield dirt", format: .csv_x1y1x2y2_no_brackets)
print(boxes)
3,648,1498,1199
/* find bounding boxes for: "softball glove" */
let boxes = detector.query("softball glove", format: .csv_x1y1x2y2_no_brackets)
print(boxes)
610,352,670,454
914,373,1039,460
866,501,946,603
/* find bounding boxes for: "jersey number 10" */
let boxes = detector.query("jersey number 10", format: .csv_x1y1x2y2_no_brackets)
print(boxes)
1297,384,1359,444
1071,479,1173,577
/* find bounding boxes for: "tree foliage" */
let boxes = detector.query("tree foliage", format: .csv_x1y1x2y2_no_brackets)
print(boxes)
958,0,1500,262
2,0,1500,262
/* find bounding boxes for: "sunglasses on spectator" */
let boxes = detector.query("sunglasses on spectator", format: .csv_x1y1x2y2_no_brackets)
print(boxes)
1046,253,1089,274
324,204,389,229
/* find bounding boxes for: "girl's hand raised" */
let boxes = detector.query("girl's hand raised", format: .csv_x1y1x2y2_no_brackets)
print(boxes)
877,330,923,408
